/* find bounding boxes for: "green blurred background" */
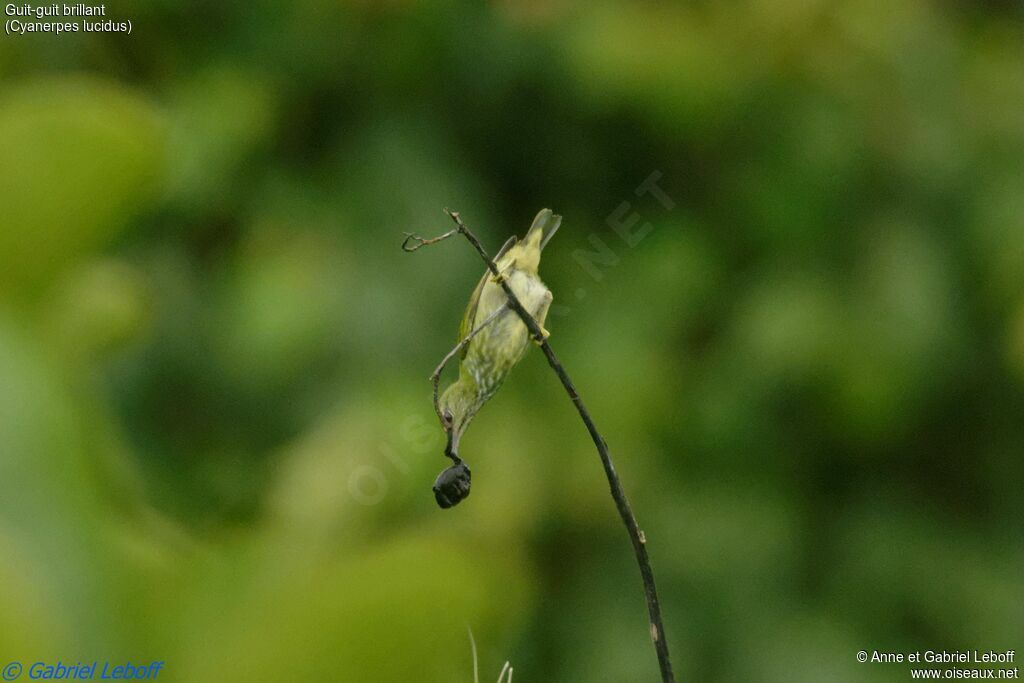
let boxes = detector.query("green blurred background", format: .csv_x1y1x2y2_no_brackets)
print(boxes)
1,1,1022,681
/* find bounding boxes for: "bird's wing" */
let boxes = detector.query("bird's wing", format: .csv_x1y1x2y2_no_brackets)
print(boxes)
458,235,517,358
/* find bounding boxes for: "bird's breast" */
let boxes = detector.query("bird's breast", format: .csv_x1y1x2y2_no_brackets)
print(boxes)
463,270,548,399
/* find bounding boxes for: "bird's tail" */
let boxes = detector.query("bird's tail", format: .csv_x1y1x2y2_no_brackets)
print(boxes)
525,208,562,251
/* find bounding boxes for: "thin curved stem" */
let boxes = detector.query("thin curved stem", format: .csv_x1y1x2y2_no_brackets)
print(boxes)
408,208,676,682
468,626,479,683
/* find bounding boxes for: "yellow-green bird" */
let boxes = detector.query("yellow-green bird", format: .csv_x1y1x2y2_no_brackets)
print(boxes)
433,209,561,507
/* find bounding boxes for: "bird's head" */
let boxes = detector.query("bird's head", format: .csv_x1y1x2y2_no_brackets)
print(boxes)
438,379,480,460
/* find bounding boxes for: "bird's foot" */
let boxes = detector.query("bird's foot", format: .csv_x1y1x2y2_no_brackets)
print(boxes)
490,260,515,284
532,326,550,346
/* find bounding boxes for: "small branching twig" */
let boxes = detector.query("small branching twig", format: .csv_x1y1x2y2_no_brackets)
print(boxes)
402,228,458,252
407,209,675,683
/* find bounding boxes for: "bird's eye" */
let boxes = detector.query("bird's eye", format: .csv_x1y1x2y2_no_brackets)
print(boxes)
442,409,453,425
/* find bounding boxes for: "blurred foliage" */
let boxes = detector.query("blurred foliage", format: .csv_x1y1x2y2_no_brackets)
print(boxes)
1,1,1023,681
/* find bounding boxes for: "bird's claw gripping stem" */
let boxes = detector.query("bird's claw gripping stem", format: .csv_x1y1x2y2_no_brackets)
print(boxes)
490,259,515,284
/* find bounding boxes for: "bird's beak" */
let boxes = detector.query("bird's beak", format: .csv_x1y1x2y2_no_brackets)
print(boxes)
445,424,461,461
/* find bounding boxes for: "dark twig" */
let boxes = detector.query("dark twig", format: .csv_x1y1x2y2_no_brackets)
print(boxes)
409,208,676,683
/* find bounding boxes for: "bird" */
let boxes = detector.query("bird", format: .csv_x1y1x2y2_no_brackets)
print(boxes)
432,209,561,507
